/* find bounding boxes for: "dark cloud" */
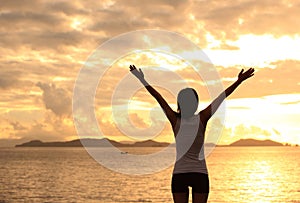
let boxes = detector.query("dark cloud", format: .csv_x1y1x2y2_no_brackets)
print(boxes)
90,17,144,34
193,0,300,40
0,61,77,94
87,0,192,36
46,1,88,16
0,61,32,91
0,70,23,89
0,0,42,11
26,31,86,49
0,30,88,51
36,82,71,116
0,12,62,30
1,0,299,54
0,2,91,50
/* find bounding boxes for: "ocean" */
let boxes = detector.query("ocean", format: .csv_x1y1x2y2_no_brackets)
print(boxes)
1,147,300,202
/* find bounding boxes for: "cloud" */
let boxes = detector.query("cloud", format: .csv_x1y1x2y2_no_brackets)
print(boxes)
216,60,300,98
0,0,43,11
279,100,300,105
0,70,20,89
9,121,27,131
272,128,281,136
234,124,271,138
211,43,240,50
129,113,150,128
46,1,88,16
36,82,71,116
1,0,300,55
228,106,250,110
193,0,300,40
1,0,299,146
14,114,76,142
204,117,278,144
0,111,76,147
0,12,62,29
0,0,196,51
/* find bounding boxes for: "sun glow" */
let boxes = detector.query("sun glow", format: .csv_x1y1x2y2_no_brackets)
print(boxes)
71,18,84,31
204,34,300,67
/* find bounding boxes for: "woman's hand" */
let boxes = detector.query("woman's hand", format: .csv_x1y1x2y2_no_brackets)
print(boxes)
238,68,255,82
129,65,144,81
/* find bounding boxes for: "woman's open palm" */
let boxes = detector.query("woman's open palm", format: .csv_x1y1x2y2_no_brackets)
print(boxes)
129,65,144,80
238,68,255,82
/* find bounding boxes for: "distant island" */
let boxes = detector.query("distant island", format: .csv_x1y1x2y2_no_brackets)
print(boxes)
229,138,283,146
15,138,285,148
15,138,171,148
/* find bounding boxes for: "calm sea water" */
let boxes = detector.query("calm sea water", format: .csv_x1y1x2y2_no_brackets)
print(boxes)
1,147,300,203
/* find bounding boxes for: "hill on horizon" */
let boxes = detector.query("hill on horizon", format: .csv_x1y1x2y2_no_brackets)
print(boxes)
14,138,286,147
15,138,171,148
229,138,283,146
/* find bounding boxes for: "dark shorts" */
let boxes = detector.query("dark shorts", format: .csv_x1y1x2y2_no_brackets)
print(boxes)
171,172,209,194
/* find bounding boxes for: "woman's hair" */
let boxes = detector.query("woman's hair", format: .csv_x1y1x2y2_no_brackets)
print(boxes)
177,88,199,118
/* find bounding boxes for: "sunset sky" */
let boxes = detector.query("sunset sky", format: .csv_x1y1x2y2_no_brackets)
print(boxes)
0,0,299,147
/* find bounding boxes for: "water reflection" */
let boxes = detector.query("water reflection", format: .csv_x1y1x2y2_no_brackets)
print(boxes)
207,147,300,203
1,147,300,202
239,160,280,202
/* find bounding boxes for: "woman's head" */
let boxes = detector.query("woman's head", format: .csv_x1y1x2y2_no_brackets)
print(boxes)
177,88,199,118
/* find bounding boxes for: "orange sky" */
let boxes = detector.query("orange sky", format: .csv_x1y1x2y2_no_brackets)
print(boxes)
0,0,299,147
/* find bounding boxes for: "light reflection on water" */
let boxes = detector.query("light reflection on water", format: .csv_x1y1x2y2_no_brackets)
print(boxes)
208,147,300,203
0,147,300,202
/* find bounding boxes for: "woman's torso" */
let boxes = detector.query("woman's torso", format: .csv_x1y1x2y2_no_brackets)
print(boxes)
172,114,208,174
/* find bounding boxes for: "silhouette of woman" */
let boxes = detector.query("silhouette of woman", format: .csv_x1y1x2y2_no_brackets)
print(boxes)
129,65,255,203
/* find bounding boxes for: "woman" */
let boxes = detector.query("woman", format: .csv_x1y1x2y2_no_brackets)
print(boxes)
129,65,254,203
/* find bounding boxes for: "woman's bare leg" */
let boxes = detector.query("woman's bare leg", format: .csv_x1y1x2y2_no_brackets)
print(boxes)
192,193,208,203
172,192,189,203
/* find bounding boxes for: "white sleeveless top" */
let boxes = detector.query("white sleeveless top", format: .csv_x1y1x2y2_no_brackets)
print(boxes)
173,114,208,174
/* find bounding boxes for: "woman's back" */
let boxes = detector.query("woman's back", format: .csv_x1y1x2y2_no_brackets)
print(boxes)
173,114,208,174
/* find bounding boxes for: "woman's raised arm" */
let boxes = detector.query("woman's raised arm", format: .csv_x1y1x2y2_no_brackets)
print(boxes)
129,65,177,127
200,68,255,122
